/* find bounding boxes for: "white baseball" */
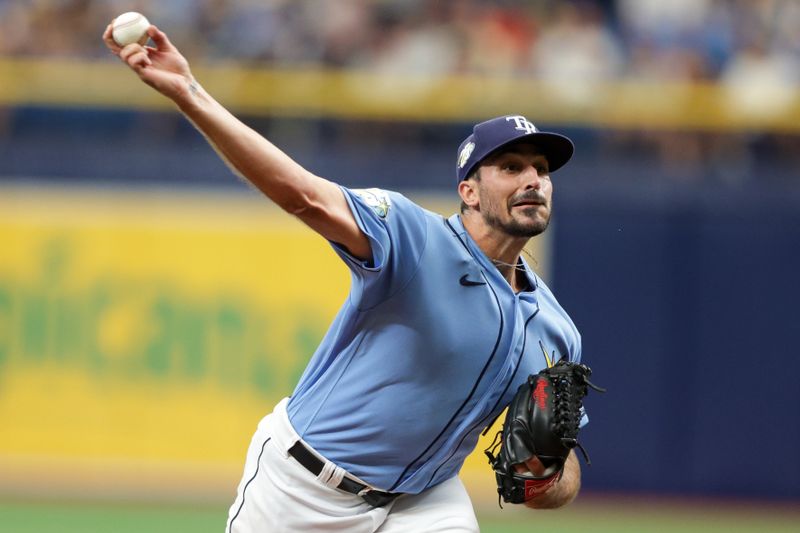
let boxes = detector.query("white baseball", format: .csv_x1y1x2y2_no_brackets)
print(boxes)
112,12,150,47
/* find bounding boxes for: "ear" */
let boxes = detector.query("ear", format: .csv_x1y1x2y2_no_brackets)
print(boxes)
458,179,479,209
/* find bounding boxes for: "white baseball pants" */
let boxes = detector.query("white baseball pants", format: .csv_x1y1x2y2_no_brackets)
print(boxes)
225,398,479,533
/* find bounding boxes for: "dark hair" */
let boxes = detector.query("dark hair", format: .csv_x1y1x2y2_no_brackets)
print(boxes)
459,168,481,214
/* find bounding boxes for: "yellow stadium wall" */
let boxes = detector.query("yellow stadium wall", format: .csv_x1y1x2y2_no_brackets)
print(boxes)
3,58,799,131
0,185,548,503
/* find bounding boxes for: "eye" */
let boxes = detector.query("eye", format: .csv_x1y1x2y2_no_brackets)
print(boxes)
502,161,523,173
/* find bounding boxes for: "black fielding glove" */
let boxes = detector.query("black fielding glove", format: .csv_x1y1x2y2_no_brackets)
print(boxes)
485,360,605,505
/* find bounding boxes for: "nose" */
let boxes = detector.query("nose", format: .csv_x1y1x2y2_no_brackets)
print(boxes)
523,166,543,190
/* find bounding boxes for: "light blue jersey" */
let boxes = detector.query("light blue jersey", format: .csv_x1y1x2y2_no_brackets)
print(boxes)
287,187,582,495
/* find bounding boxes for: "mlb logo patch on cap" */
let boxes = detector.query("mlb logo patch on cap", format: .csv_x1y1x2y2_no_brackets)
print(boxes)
456,115,574,184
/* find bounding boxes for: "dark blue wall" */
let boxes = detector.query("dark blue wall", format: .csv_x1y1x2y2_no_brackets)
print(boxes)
553,182,800,500
2,107,797,188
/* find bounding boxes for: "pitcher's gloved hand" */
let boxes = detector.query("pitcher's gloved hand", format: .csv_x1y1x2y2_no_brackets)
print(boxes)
485,360,605,505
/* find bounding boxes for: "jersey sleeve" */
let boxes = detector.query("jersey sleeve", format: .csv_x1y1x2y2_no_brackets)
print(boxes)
331,187,429,309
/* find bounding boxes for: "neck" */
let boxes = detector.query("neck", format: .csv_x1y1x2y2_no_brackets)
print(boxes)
461,212,530,290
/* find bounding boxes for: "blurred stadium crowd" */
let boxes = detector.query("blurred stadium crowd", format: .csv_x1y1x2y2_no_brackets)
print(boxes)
1,0,798,86
0,0,798,187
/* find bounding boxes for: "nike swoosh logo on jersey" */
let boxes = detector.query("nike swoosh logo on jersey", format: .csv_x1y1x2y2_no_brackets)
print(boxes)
459,274,486,286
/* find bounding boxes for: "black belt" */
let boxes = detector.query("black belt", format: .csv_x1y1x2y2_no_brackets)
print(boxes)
288,441,401,508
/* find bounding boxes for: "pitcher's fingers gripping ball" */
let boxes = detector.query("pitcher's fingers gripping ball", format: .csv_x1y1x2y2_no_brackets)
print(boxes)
118,41,152,71
485,360,606,505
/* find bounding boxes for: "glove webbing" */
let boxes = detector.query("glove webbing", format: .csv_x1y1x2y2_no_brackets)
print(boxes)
549,363,606,464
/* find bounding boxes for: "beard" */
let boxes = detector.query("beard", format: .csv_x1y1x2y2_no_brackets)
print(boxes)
480,188,552,238
483,207,550,237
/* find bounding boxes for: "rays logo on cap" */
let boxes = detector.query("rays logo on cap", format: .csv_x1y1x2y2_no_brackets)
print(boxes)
458,141,475,169
506,115,538,134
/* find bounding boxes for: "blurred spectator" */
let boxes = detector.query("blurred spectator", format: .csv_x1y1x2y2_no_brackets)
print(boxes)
0,1,31,55
722,38,799,120
457,3,534,76
358,3,462,75
617,0,713,49
531,2,624,106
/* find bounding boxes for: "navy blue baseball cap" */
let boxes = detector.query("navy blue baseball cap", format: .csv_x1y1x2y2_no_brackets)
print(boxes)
456,115,574,183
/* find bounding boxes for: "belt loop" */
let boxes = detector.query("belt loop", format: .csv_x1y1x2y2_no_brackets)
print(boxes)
317,461,345,489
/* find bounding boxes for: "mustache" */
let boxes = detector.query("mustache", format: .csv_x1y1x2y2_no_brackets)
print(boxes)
509,191,548,207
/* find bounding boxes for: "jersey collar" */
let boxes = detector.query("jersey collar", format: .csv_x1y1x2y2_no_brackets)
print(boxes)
448,214,539,293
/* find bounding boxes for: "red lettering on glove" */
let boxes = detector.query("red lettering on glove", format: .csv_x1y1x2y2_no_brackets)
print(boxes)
532,379,549,410
523,474,558,500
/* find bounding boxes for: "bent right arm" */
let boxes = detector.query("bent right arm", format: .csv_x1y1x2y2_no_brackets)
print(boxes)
102,23,371,260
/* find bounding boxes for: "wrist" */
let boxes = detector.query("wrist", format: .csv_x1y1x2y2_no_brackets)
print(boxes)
522,471,560,502
175,75,206,113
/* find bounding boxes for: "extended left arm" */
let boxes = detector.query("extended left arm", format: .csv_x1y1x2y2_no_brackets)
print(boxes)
524,451,580,509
